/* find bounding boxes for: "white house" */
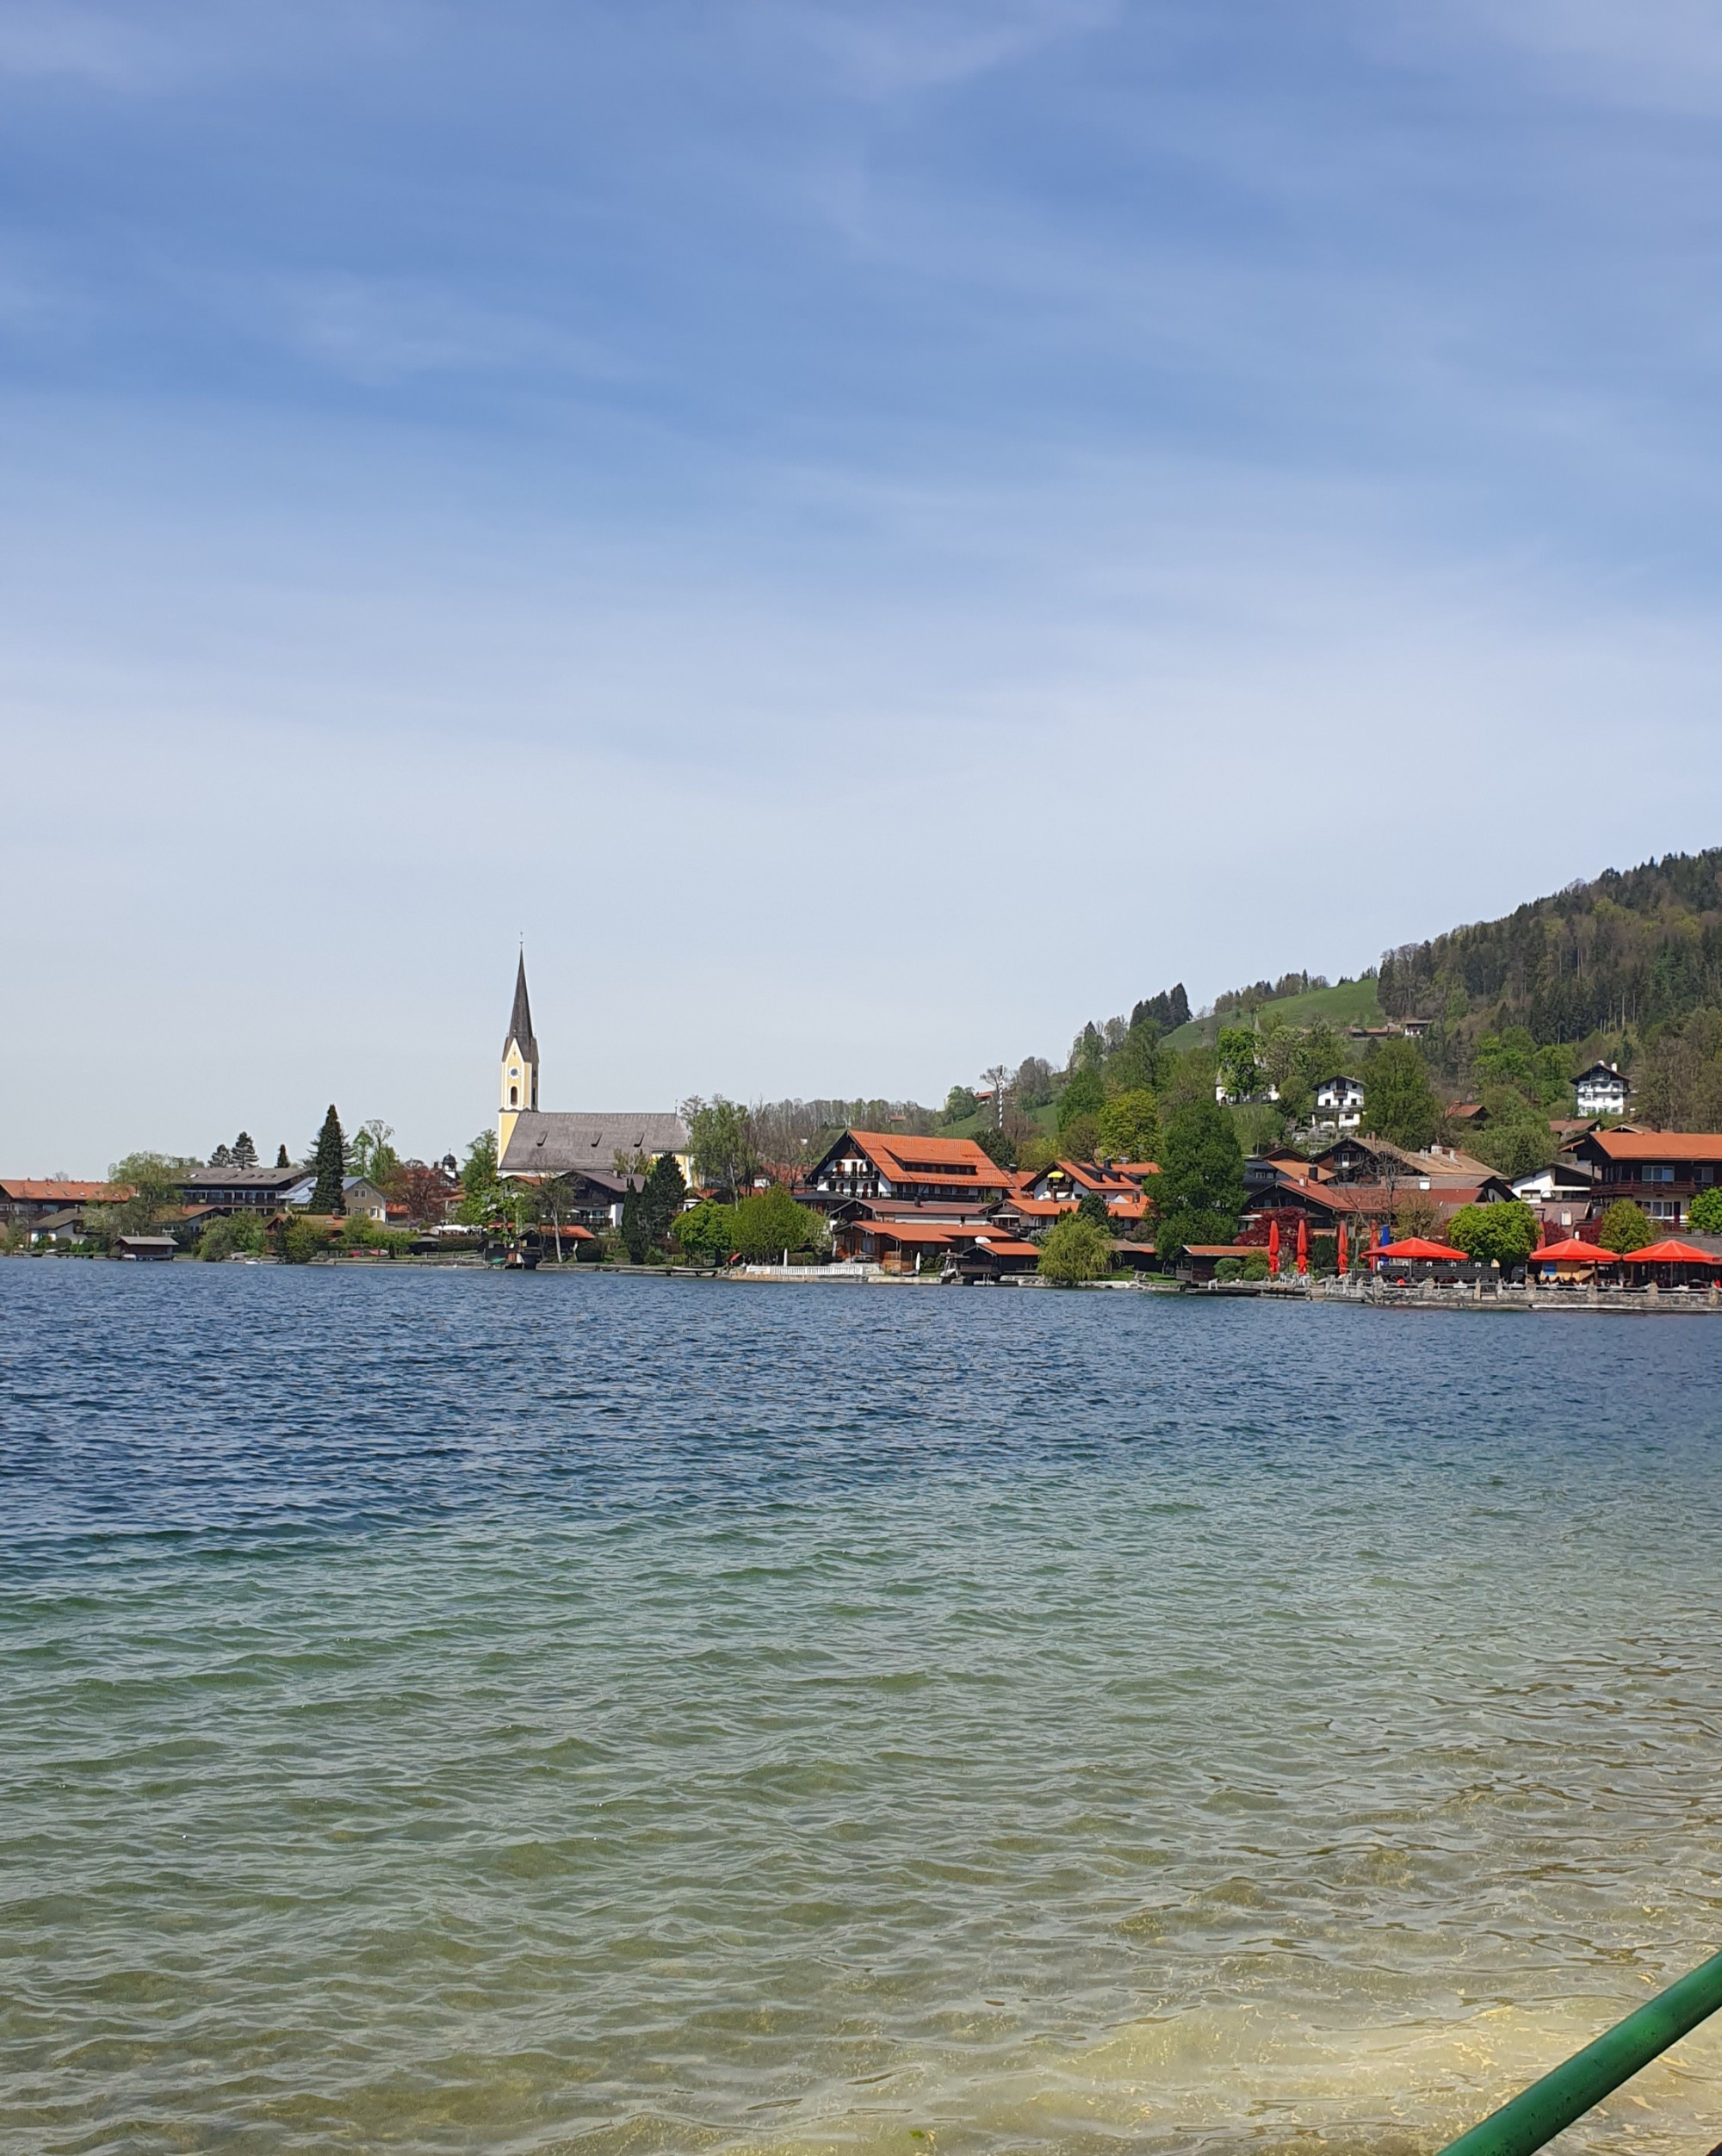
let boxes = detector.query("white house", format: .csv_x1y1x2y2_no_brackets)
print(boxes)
1574,1061,1629,1118
1312,1075,1365,1131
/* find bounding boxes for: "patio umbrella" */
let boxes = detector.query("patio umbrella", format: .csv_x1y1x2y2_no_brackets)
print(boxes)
1296,1217,1309,1275
1622,1238,1722,1267
1267,1217,1280,1276
1369,1236,1470,1265
1336,1222,1348,1273
1532,1237,1610,1266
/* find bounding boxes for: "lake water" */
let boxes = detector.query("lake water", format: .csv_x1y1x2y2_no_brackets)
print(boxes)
4,1262,1722,2156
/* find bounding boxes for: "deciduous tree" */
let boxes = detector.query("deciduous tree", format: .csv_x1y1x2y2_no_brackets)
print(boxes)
672,1199,735,1265
1597,1199,1653,1254
681,1097,759,1200
455,1130,499,1224
1094,1090,1159,1164
1149,1101,1246,1257
1362,1039,1442,1150
1037,1215,1112,1282
1689,1187,1722,1235
1446,1200,1540,1269
730,1187,828,1262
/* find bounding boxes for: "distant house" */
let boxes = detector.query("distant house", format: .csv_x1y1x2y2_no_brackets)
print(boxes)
0,1179,129,1225
1215,1078,1279,1107
178,1163,308,1213
115,1235,176,1261
1311,1075,1365,1132
280,1174,392,1220
1575,1062,1630,1118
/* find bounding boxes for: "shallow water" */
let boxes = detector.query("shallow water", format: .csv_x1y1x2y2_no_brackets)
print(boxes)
3,1261,1721,2155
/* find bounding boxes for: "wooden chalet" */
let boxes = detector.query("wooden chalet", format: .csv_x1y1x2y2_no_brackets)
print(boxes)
1568,1129,1722,1230
804,1130,1012,1209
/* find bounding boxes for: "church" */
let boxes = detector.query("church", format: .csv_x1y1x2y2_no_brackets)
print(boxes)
497,956,691,1206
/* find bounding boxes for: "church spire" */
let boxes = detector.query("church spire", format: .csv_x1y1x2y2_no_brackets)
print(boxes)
505,948,537,1064
499,949,540,1158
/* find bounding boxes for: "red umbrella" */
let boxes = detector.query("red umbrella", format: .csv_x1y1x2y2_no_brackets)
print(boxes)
1296,1217,1309,1275
1621,1238,1722,1267
1533,1237,1613,1265
1267,1217,1280,1276
1336,1222,1347,1273
1368,1236,1469,1265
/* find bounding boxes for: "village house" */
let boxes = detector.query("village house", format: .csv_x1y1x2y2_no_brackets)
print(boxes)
1310,1075,1365,1132
1568,1128,1722,1227
805,1128,1012,1209
1574,1061,1630,1118
803,1128,1015,1271
177,1162,308,1212
0,1178,130,1226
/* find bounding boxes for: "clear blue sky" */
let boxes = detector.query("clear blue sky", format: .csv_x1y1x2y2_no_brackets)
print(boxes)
5,2,1722,1171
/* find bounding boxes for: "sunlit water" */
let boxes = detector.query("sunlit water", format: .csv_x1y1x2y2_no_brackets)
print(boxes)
4,1262,1722,2156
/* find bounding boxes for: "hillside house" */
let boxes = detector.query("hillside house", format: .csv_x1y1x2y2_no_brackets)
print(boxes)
1575,1062,1630,1118
1311,1075,1365,1132
805,1130,1011,1208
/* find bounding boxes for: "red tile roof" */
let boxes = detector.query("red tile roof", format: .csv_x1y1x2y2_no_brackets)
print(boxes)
1586,1131,1722,1162
0,1180,131,1204
848,1131,1008,1186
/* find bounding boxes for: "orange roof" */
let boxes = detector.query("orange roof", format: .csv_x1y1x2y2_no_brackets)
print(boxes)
1107,1194,1149,1220
1586,1131,1722,1161
974,1238,1041,1257
1009,1196,1076,1217
1112,1161,1161,1179
848,1131,1008,1185
850,1219,958,1243
1,1180,130,1203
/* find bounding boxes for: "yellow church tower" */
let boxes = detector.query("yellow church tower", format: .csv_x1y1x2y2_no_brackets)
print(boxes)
498,950,540,1163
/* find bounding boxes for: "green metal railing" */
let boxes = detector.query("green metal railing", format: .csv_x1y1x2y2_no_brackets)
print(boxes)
1437,1948,1722,2156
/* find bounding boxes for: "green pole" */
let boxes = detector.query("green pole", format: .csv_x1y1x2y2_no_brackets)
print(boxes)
1438,1948,1722,2156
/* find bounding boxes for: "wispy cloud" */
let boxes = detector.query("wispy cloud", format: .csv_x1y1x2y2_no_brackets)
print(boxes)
749,0,1117,98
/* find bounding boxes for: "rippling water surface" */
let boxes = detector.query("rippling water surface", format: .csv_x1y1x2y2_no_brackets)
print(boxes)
3,1261,1722,2156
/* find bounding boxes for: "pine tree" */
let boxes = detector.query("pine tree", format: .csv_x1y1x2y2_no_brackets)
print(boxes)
209,1142,232,1168
620,1180,649,1262
641,1152,687,1246
276,1144,290,1168
232,1131,257,1168
311,1106,347,1215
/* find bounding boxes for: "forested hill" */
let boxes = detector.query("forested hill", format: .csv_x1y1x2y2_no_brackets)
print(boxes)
1379,850,1722,1047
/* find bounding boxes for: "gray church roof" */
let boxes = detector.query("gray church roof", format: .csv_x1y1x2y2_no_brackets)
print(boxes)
500,1110,689,1175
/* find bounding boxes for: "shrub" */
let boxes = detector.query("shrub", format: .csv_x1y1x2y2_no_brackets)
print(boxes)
195,1213,265,1261
280,1218,334,1265
1213,1256,1243,1282
671,1200,736,1265
1241,1253,1271,1282
731,1189,829,1263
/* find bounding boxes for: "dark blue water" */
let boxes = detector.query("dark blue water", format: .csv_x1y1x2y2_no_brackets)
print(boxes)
4,1261,1721,2155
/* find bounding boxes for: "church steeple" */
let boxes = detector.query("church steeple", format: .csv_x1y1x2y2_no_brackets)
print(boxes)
499,948,540,1162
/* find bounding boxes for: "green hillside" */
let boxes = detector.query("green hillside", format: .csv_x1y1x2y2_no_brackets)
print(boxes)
1381,849,1722,1052
1165,976,1384,1050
